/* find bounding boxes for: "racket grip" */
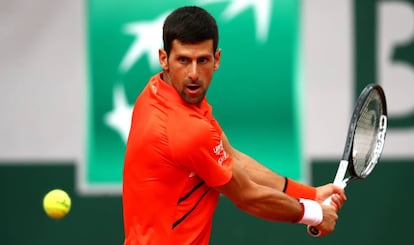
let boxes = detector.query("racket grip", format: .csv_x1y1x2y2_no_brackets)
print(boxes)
306,195,333,237
307,225,322,237
322,196,332,205
305,182,346,237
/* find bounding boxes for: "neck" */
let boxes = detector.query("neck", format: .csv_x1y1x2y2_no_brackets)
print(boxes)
161,72,171,86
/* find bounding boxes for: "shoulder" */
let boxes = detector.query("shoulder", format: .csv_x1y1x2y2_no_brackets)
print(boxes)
167,110,221,158
170,110,218,144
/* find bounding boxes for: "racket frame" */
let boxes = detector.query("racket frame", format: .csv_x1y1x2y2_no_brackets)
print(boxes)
307,84,387,236
344,84,387,182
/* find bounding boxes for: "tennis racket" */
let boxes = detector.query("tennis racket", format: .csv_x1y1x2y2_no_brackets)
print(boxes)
307,83,387,237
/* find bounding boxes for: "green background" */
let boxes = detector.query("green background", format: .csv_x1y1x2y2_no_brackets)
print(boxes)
86,0,303,185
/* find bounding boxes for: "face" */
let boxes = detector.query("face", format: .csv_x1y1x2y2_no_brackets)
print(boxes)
159,39,221,106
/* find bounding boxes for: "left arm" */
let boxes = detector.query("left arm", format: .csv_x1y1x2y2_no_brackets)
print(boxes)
221,133,346,209
221,133,286,191
223,139,285,191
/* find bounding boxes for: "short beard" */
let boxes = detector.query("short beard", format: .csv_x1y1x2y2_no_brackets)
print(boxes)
180,90,206,106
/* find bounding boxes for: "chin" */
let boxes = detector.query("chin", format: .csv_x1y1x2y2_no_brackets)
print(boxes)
184,97,203,106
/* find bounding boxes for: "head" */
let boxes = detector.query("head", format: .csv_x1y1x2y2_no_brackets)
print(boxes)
159,6,221,106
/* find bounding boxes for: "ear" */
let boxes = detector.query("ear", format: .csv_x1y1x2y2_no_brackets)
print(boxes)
213,48,222,71
159,48,169,71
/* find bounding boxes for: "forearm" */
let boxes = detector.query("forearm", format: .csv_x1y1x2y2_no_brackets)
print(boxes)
239,189,323,227
235,183,303,223
218,133,331,230
221,133,316,200
233,149,285,190
216,161,303,223
215,160,322,225
233,149,316,199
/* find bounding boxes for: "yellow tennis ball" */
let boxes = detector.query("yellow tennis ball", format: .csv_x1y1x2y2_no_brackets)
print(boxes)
43,189,71,219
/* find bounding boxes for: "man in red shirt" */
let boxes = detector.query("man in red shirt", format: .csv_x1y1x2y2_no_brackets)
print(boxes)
123,6,346,245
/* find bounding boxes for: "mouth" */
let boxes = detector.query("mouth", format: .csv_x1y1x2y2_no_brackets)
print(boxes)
186,84,201,94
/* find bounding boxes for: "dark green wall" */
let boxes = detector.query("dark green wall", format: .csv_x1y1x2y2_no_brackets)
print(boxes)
0,164,123,245
1,159,411,244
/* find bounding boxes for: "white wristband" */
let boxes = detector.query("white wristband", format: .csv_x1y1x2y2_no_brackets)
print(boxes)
298,198,323,226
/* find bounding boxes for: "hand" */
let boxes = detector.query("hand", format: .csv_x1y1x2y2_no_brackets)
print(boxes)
312,204,339,236
315,184,347,211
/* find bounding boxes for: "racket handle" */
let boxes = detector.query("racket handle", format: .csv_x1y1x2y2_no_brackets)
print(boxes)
305,197,331,237
306,159,348,237
322,196,332,205
306,181,347,237
307,225,322,237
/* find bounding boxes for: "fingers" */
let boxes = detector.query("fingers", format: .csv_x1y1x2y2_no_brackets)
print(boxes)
330,194,345,211
315,183,347,209
329,184,347,211
313,186,346,237
315,227,332,237
316,224,335,237
316,205,339,236
331,184,347,201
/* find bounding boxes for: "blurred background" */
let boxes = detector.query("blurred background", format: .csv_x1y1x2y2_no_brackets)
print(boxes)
1,0,413,244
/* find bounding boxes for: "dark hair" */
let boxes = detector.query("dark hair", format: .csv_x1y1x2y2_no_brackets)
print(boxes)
162,6,219,56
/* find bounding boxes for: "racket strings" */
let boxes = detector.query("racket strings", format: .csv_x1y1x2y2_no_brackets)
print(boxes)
353,91,384,177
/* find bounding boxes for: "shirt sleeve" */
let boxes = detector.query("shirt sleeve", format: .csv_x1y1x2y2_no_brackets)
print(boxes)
169,115,232,187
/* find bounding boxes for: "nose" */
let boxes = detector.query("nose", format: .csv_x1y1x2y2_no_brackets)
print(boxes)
188,61,199,81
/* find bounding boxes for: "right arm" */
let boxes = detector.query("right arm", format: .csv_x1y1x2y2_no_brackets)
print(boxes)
214,133,341,235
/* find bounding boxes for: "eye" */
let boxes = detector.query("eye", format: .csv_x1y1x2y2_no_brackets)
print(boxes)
198,57,209,64
178,57,188,64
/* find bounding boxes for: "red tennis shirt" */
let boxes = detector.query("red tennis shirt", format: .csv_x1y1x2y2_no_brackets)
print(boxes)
123,73,233,245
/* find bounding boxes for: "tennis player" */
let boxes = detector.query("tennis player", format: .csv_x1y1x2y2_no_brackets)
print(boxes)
122,6,346,245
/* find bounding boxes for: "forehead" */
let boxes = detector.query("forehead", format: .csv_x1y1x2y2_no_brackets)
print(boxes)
170,39,215,57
